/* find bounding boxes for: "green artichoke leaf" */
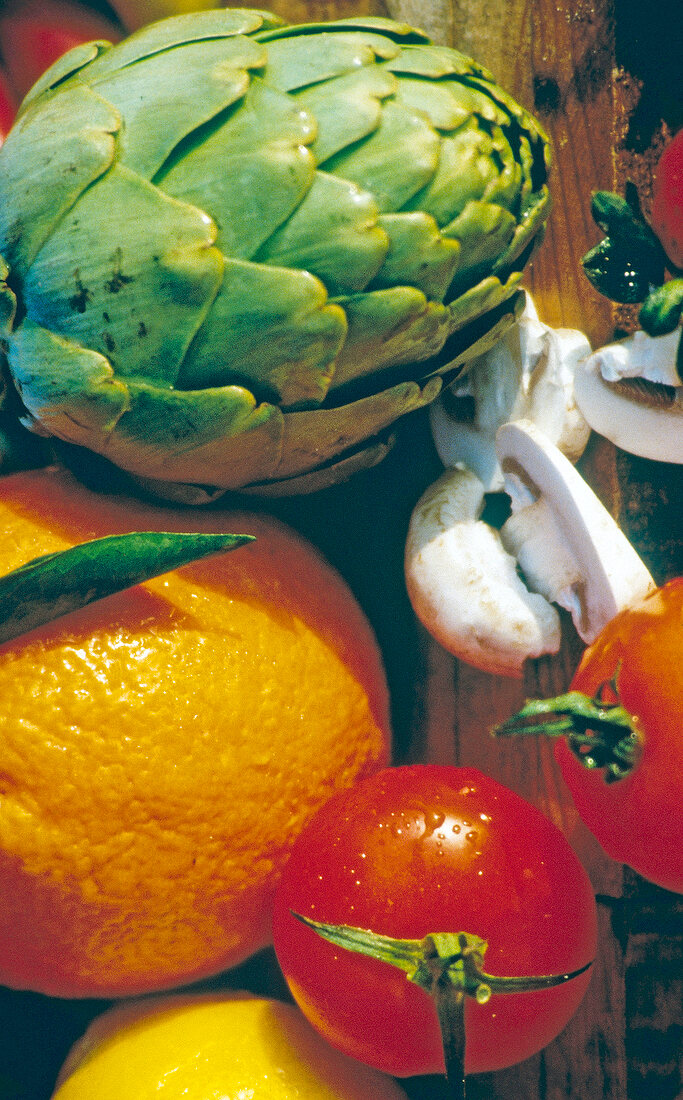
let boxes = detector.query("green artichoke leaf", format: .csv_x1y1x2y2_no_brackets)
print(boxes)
89,37,267,180
512,130,542,213
428,289,524,378
6,320,130,437
273,372,442,480
23,164,224,388
177,257,347,408
467,78,551,210
406,122,506,229
396,93,525,221
441,79,510,128
393,76,474,131
497,184,552,270
388,43,492,80
322,99,440,213
330,287,451,390
446,270,524,332
0,85,118,274
444,201,518,294
480,125,524,210
0,257,16,334
83,8,281,80
372,212,460,301
469,75,550,156
0,11,553,499
255,16,430,47
256,29,401,92
257,171,388,295
158,77,316,259
292,65,397,166
19,42,110,111
102,379,285,489
243,435,396,497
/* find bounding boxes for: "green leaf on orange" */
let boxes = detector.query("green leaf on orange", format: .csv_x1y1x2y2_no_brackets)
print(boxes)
0,529,254,644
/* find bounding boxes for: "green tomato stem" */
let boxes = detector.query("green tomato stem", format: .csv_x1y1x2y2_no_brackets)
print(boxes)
432,981,467,1100
639,278,683,335
493,680,642,782
292,913,592,1098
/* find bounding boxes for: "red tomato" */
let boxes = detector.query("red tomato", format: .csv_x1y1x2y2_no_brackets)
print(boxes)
551,578,683,894
651,129,683,269
0,64,16,145
0,0,121,102
272,765,597,1079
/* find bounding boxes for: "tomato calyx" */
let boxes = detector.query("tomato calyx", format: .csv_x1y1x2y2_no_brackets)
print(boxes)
581,182,683,336
293,912,592,1099
494,676,642,782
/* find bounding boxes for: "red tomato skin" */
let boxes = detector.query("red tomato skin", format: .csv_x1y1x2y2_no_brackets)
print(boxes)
650,130,683,269
554,578,683,894
0,0,121,101
0,65,16,144
272,765,597,1078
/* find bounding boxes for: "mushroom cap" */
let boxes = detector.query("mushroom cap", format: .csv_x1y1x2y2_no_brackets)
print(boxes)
404,464,561,677
574,329,683,464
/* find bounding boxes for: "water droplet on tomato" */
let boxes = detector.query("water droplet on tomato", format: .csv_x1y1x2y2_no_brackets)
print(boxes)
423,809,445,835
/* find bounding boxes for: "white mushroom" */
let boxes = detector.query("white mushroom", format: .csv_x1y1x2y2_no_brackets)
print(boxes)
430,293,592,491
404,464,562,678
573,327,683,463
497,420,657,644
405,421,656,678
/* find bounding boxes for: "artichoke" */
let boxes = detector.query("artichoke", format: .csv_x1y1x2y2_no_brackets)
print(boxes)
0,9,551,498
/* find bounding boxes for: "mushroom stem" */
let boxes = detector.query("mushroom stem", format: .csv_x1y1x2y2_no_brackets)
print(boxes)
430,292,591,491
496,420,656,644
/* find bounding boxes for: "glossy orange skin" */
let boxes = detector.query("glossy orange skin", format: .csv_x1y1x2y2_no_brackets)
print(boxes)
0,466,391,997
555,578,683,894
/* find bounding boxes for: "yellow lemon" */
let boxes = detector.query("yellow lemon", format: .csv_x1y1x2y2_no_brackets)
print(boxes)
51,992,409,1099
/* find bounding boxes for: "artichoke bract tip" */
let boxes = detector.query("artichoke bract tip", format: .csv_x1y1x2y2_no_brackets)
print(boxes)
0,8,551,498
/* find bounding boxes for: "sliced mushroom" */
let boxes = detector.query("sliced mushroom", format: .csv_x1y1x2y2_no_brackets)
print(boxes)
430,293,592,491
573,327,683,463
405,420,656,678
404,464,562,678
497,419,657,644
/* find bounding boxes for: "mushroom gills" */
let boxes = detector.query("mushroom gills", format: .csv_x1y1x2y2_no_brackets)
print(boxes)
573,327,683,464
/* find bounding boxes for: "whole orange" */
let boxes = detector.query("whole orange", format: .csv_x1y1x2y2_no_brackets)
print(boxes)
0,465,390,997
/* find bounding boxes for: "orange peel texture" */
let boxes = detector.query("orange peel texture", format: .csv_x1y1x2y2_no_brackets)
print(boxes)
0,466,390,996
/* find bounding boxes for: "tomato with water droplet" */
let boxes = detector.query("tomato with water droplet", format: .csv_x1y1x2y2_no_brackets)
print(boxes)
272,765,597,1079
